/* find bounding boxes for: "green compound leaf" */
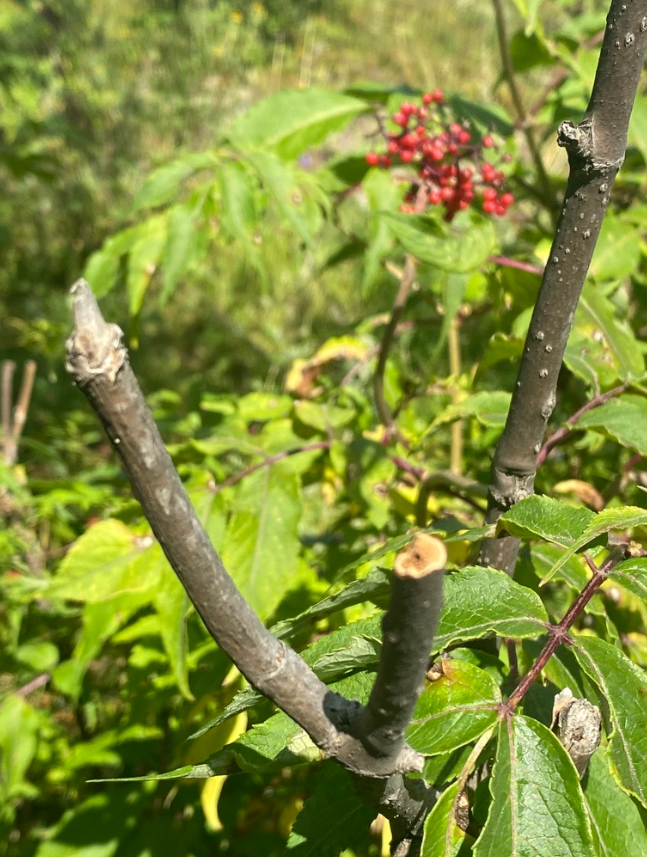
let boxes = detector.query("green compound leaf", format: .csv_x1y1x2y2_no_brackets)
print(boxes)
589,217,642,283
228,88,367,160
577,394,647,456
126,214,168,317
498,496,595,548
473,716,596,857
130,152,219,212
83,250,120,298
270,567,390,640
584,751,647,857
573,636,647,807
407,659,500,756
433,391,511,429
578,285,644,381
541,506,647,585
433,566,548,652
45,519,153,603
422,781,473,857
160,203,200,305
609,556,647,602
220,460,303,621
285,762,375,856
380,211,496,273
244,150,314,246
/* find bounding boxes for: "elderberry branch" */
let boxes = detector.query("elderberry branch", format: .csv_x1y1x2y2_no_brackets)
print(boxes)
502,546,628,714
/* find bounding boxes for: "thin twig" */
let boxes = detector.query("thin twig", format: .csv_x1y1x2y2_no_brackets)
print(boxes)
525,31,605,124
537,383,628,466
502,547,627,714
416,471,487,526
491,0,555,207
13,360,37,449
213,441,331,493
16,673,50,698
374,254,417,437
448,318,462,475
488,255,544,276
2,360,15,463
2,359,37,466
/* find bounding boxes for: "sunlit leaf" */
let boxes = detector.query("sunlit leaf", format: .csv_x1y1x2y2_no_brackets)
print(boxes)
286,762,375,856
473,716,596,857
228,88,367,160
380,211,496,273
574,636,647,807
498,496,595,547
407,660,500,755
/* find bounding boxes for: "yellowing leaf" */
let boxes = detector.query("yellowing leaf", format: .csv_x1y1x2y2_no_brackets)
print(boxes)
200,711,248,831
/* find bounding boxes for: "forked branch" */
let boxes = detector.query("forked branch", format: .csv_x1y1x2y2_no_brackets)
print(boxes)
65,279,446,784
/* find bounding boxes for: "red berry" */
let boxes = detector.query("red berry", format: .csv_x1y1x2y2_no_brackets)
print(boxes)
458,130,471,145
402,133,418,149
400,150,414,163
500,192,514,206
388,140,399,154
428,190,442,205
481,163,496,182
401,101,415,115
392,112,408,127
483,200,496,214
440,186,455,201
431,88,444,102
422,92,433,105
483,187,497,200
482,135,494,148
366,152,380,166
379,155,392,167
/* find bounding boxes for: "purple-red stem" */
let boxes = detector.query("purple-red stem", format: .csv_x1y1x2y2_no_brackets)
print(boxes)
16,673,50,698
489,255,544,276
502,550,622,714
213,441,331,493
214,444,432,494
537,383,628,466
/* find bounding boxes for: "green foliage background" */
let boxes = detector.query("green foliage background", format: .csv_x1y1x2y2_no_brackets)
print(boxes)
5,1,647,856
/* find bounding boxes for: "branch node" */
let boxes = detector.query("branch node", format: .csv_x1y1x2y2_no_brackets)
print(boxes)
66,279,126,385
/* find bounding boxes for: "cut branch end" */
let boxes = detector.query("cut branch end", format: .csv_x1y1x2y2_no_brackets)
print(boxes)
394,534,447,579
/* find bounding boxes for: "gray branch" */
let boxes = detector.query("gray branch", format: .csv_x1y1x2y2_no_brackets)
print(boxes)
352,535,446,763
479,0,647,571
65,279,444,784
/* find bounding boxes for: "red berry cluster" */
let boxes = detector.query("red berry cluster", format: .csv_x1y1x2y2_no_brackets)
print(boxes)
365,91,514,221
